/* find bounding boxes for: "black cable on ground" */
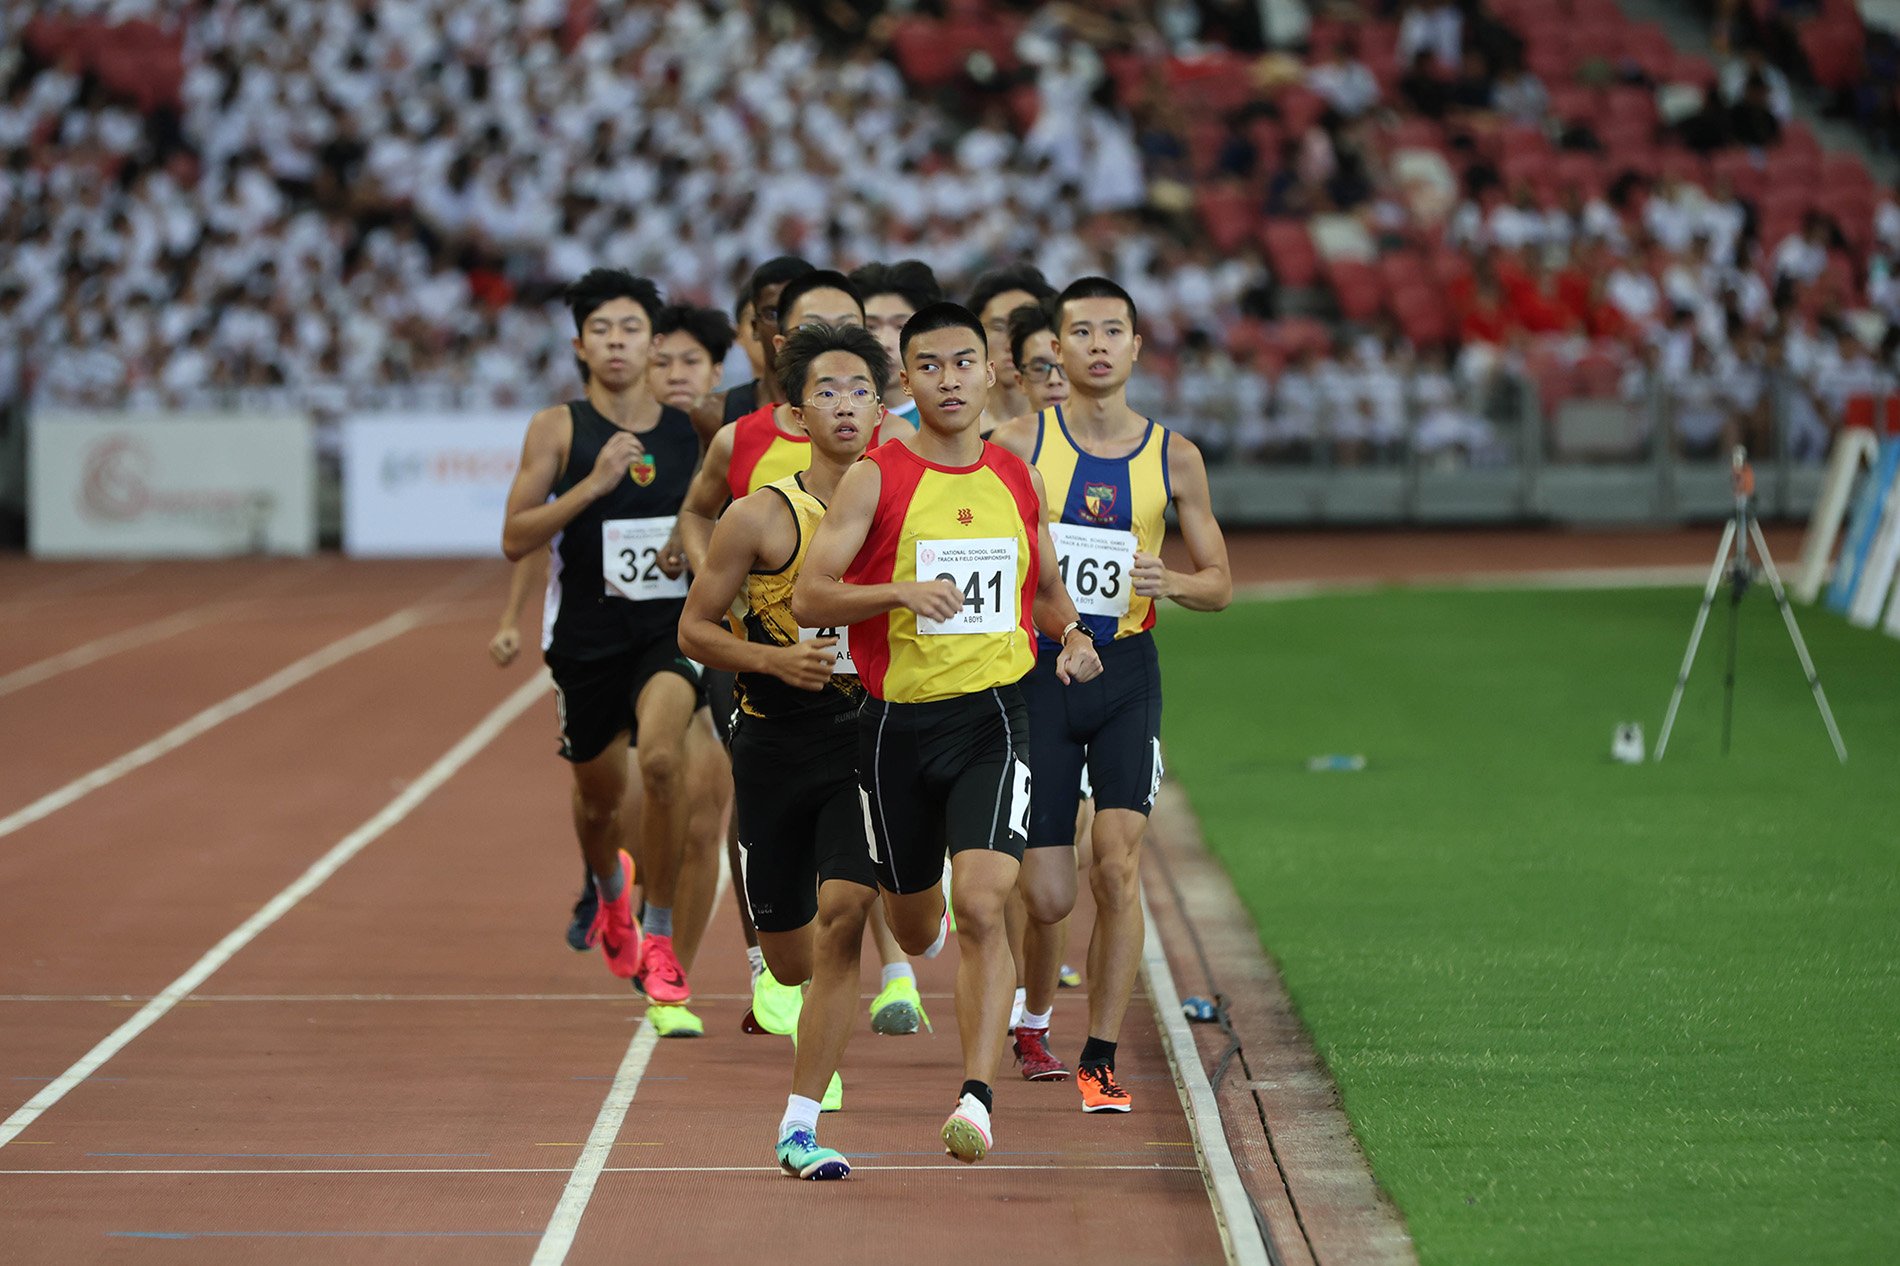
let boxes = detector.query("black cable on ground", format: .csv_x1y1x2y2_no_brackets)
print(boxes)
1149,828,1309,1266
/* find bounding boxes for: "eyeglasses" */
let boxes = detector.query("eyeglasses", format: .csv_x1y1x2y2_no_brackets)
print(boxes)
1021,359,1066,381
805,387,879,411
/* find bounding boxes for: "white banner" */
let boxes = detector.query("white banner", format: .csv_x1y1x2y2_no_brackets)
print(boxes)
29,411,317,558
341,413,525,557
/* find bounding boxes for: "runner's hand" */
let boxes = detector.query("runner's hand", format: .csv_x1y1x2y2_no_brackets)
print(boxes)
587,431,645,498
899,579,964,622
774,638,839,691
488,624,520,666
658,526,687,579
1131,551,1172,600
1055,630,1102,684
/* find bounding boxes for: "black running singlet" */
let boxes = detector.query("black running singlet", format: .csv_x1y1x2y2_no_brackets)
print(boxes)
722,379,760,425
544,399,700,661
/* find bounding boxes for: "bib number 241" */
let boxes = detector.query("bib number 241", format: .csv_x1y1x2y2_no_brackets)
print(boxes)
916,537,1018,636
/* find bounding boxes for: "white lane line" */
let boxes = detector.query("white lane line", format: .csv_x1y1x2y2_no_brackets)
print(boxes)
0,607,224,699
0,1164,1202,1177
0,673,550,1150
1140,885,1275,1266
530,862,730,1266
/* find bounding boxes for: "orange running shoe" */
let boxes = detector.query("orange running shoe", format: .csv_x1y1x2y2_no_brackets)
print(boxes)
633,932,691,1004
1076,1063,1132,1113
589,851,642,979
1012,1027,1070,1081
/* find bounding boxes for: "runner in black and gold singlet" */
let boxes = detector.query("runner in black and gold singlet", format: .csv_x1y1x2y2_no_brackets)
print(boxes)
795,302,1103,1166
678,324,893,1183
991,277,1234,1115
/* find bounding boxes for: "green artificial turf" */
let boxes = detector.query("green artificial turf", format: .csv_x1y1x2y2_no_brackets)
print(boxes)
1155,585,1900,1265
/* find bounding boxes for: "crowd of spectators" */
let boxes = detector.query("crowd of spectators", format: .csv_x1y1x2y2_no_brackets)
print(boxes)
6,0,1900,468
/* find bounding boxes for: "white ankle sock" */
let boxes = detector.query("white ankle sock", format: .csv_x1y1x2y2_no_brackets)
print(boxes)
1009,986,1026,1029
780,1094,821,1139
1020,1007,1051,1031
746,946,765,981
880,962,914,989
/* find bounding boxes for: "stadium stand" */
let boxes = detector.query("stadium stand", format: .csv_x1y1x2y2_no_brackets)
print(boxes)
5,0,1899,471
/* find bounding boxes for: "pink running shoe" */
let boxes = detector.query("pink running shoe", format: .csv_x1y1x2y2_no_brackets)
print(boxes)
589,851,642,979
633,932,691,1004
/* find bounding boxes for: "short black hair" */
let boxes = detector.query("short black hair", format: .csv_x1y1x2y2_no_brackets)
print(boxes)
775,269,865,331
733,291,753,324
898,301,988,362
654,304,735,365
1055,276,1138,332
565,268,664,332
968,263,1055,319
849,259,943,313
1007,296,1060,369
747,256,814,308
777,323,892,406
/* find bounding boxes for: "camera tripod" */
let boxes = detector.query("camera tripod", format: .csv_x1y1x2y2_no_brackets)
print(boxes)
1655,448,1848,763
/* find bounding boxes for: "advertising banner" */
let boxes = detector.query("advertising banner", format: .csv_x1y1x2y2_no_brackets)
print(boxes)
341,413,525,557
29,411,317,558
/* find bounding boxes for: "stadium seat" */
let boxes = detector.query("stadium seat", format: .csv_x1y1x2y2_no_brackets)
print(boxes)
1328,259,1383,321
891,20,962,88
1198,184,1258,254
1390,284,1452,346
1262,219,1322,288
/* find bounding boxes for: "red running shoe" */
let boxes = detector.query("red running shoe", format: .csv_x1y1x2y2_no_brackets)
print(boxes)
1012,1026,1071,1081
589,851,641,979
633,932,691,1004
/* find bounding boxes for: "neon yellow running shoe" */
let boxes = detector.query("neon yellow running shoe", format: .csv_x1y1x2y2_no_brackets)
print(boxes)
821,1071,843,1113
1058,962,1082,989
646,1003,703,1038
868,975,930,1035
751,969,803,1036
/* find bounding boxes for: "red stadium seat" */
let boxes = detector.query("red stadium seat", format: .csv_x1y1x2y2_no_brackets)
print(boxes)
1554,151,1606,198
1800,22,1865,91
1278,86,1328,137
1198,184,1258,253
891,20,962,88
1390,284,1452,346
1328,259,1383,321
1262,219,1322,288
1549,85,1600,127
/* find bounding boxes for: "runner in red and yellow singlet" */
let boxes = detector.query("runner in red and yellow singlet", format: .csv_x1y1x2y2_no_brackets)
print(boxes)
794,302,1103,1166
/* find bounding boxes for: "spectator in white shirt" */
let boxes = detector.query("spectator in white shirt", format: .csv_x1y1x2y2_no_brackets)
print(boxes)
1307,40,1381,121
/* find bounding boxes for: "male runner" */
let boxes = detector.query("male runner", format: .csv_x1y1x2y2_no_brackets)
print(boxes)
678,323,892,1180
690,256,813,444
848,259,941,430
990,277,1232,1112
968,263,1057,437
500,268,705,1013
678,269,934,1039
794,302,1103,1163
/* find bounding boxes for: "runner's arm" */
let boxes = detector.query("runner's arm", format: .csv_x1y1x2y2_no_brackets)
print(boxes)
793,462,962,627
675,425,737,576
502,407,636,560
689,391,726,451
1132,436,1231,611
488,550,546,666
677,494,838,689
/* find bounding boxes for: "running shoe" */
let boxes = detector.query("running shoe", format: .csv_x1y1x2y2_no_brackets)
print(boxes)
868,975,929,1035
632,932,691,1004
941,1093,992,1164
1076,1063,1132,1113
1058,962,1082,989
1012,1026,1070,1081
821,1072,843,1113
647,1003,703,1038
777,1126,850,1180
566,885,598,952
750,969,802,1036
589,851,641,978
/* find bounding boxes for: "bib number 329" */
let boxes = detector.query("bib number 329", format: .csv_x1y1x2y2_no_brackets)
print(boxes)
916,537,1018,636
1051,523,1135,618
602,516,688,601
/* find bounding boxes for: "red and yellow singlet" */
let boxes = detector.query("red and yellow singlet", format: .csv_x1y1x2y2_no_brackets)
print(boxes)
845,441,1041,704
727,405,811,500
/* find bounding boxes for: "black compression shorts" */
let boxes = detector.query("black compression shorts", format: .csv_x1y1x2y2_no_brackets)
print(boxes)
547,634,703,765
1022,630,1163,847
858,685,1031,894
732,707,874,933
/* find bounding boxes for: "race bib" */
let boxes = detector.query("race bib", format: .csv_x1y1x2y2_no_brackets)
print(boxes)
798,624,857,675
602,516,688,601
916,537,1018,636
1050,523,1135,618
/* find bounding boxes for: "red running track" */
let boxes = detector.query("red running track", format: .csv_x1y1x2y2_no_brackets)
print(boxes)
0,558,1230,1265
